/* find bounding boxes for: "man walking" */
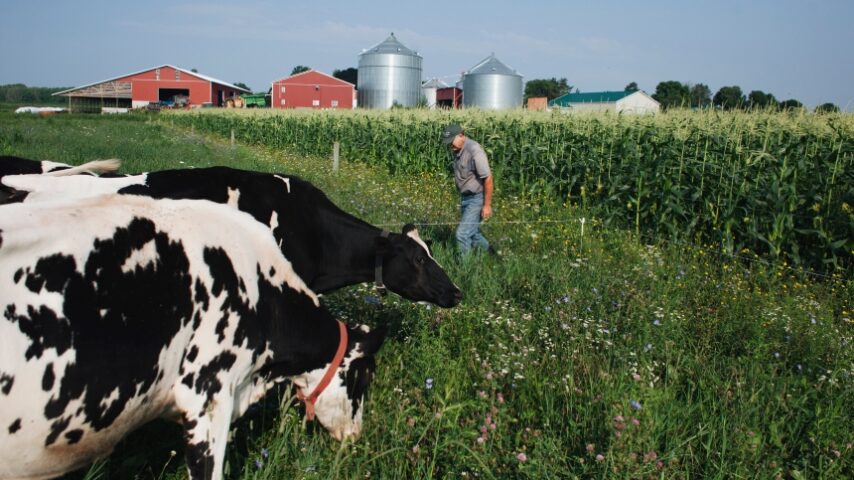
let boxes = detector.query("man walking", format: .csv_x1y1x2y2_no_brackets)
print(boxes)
442,123,495,256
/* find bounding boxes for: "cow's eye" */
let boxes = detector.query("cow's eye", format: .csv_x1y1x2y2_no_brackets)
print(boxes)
416,256,426,265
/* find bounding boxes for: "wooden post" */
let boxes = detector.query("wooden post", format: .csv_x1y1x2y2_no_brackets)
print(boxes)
332,141,340,173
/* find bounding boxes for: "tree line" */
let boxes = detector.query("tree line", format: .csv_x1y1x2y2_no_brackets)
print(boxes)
0,84,71,104
523,77,840,113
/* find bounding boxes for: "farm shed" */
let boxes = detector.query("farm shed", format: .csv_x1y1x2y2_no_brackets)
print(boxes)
436,86,462,109
549,90,660,114
271,70,355,110
53,65,249,113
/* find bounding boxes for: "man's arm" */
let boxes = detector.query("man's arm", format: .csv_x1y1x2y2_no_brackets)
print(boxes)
482,175,493,220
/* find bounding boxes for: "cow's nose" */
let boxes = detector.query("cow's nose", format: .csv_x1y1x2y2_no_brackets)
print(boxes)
449,288,463,307
331,427,360,442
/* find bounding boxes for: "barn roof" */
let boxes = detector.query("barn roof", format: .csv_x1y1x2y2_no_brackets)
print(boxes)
54,64,250,96
273,69,355,87
549,91,633,106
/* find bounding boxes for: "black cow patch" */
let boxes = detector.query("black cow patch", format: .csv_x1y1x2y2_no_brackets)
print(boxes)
8,418,21,434
0,373,13,395
194,352,237,409
64,428,84,444
42,363,55,391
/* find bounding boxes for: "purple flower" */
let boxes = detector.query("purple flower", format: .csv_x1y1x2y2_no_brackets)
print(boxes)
630,400,642,410
363,295,381,306
425,378,434,390
261,448,269,459
516,452,528,462
255,459,264,469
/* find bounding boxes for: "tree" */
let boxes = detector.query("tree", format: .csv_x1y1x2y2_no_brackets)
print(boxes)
815,102,840,113
713,86,745,110
747,90,777,109
689,83,712,108
778,99,804,110
191,68,199,73
233,82,251,91
524,78,572,100
624,82,638,93
652,81,690,109
291,65,311,75
333,67,358,88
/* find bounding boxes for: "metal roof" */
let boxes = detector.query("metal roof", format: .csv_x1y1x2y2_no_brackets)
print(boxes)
422,78,449,88
360,33,420,57
466,54,521,77
54,64,251,96
549,90,634,106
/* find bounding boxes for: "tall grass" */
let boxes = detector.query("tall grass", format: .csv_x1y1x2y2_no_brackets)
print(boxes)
169,108,854,274
1,112,852,479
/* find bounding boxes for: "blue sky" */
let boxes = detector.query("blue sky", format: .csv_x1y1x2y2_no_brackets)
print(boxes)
3,0,852,109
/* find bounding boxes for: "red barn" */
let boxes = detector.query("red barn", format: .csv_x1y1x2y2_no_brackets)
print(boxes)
271,70,355,110
54,64,250,112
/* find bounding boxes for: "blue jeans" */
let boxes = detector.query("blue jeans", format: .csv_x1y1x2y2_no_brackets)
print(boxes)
457,193,490,255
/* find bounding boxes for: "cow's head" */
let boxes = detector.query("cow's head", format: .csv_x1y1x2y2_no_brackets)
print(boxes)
302,324,387,441
376,224,462,308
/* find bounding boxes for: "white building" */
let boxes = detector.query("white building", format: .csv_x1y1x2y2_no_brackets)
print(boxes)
549,90,660,114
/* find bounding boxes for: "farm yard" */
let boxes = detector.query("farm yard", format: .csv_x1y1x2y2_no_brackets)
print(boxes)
1,108,853,479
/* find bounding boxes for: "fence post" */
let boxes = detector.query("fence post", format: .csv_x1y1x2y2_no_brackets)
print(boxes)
333,141,340,173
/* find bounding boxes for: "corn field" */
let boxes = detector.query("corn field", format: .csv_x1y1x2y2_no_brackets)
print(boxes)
168,108,854,273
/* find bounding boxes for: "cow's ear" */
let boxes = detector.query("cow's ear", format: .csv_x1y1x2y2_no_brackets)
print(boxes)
402,223,417,235
361,326,388,355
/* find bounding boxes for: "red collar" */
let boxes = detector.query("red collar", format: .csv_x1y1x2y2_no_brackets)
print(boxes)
296,320,348,421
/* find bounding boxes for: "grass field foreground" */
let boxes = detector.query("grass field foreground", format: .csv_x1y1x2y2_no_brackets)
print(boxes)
1,112,853,479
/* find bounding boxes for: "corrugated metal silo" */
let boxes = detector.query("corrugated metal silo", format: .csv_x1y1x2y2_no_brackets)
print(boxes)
357,33,423,109
421,78,448,109
462,54,523,109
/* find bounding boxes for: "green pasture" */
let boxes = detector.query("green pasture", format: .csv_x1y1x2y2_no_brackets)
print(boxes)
168,108,854,274
1,111,853,479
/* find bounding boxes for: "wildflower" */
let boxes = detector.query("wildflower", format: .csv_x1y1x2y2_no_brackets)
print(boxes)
412,445,419,454
261,448,269,459
652,320,661,326
630,400,642,410
516,452,528,462
476,436,485,445
363,295,381,306
644,451,658,463
774,352,781,359
631,417,640,426
425,378,433,390
596,454,605,462
255,459,264,469
644,343,653,352
586,443,595,453
632,373,641,381
497,392,505,403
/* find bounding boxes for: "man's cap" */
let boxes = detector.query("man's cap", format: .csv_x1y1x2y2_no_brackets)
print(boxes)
441,124,463,145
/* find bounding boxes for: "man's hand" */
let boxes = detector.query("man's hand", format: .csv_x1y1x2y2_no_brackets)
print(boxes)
481,204,493,220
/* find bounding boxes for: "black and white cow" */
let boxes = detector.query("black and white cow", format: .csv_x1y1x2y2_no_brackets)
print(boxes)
0,156,120,178
2,166,462,307
0,156,120,203
0,194,386,480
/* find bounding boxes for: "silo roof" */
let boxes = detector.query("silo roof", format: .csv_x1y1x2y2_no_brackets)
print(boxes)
466,54,521,76
361,33,421,57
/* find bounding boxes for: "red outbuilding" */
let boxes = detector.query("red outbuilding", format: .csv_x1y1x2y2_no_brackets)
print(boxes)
54,64,250,112
271,70,355,110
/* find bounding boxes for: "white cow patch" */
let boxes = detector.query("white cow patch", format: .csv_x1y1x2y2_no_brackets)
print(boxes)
121,239,158,273
274,175,291,193
227,187,240,207
269,211,282,247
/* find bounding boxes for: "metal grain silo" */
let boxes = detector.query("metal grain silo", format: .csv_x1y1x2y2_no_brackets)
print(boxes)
462,54,523,109
357,33,423,109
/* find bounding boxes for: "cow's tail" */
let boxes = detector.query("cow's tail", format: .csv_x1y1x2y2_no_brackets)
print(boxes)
46,158,122,176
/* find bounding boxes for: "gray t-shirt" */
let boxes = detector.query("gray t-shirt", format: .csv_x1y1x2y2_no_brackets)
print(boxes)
453,139,491,194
